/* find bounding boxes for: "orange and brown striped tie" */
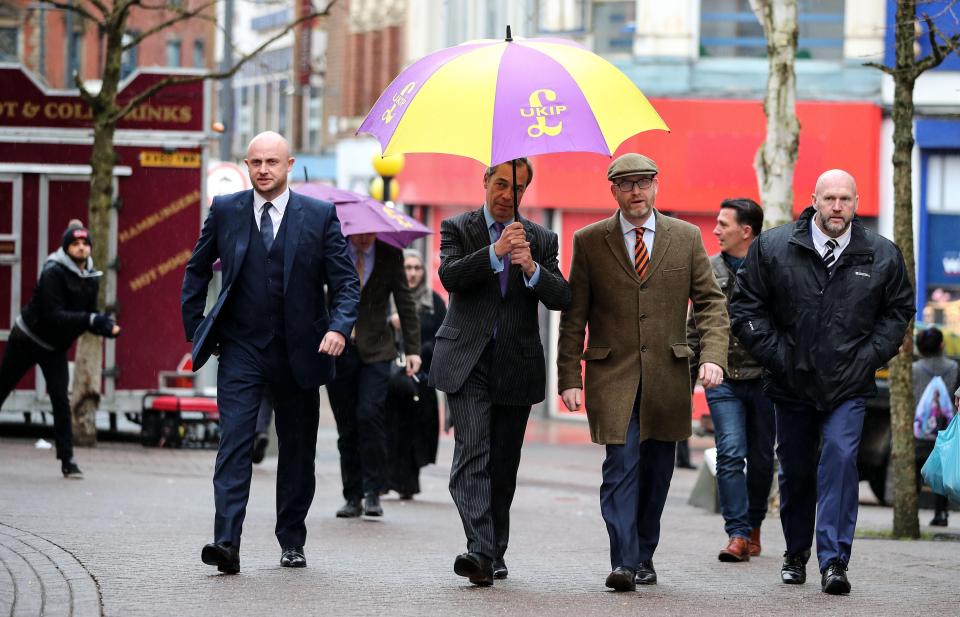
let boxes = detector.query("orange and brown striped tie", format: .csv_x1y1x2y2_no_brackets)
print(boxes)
634,227,649,279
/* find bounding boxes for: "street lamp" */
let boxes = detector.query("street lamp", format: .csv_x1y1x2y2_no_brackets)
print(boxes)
371,153,405,203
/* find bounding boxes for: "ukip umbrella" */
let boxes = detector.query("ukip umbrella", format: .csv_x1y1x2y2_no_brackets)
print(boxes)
294,182,431,249
357,26,669,215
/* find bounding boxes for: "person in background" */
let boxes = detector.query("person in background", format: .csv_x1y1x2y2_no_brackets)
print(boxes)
688,198,775,562
913,326,957,527
385,248,447,499
327,233,421,519
0,223,120,478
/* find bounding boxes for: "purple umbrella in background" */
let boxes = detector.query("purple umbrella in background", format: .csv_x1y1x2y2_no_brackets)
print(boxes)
293,182,432,249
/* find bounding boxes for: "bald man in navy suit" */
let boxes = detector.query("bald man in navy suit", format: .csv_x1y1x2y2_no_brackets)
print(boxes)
182,131,360,574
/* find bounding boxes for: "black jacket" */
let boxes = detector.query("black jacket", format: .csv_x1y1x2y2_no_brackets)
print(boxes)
729,207,914,411
19,250,100,351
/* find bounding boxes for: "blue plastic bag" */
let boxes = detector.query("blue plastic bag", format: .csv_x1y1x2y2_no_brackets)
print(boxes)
921,414,960,503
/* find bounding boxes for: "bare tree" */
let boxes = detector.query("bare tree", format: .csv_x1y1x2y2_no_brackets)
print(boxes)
866,0,959,538
749,0,800,230
39,0,334,446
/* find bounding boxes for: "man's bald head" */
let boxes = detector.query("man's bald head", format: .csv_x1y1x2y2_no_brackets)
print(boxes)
245,131,294,201
812,169,859,238
814,169,857,197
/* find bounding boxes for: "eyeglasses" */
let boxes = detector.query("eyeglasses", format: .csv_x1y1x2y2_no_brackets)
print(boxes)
614,177,655,192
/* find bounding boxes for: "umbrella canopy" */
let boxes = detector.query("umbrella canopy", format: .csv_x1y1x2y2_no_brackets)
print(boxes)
358,31,669,167
294,182,431,249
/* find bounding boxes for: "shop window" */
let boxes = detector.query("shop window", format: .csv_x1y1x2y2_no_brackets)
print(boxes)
700,0,844,60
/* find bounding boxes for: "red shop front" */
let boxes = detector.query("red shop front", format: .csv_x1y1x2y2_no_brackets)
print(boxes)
0,65,210,416
396,97,882,419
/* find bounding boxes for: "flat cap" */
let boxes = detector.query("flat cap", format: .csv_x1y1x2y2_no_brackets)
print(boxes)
607,153,658,180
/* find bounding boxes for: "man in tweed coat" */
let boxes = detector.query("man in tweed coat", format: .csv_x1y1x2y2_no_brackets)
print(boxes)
557,153,729,592
430,159,571,586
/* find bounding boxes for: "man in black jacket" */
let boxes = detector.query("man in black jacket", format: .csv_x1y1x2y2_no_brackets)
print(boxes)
0,225,119,477
730,170,914,595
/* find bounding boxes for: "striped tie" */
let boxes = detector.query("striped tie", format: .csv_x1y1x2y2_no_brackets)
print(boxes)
823,238,838,271
634,228,649,279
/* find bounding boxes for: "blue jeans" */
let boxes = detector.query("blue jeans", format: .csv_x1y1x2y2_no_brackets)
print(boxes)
705,379,776,539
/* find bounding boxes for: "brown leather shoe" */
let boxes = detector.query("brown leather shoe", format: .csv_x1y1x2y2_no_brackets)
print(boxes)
718,536,750,562
749,528,761,557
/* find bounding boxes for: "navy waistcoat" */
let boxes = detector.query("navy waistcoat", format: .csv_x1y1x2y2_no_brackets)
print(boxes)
220,211,287,349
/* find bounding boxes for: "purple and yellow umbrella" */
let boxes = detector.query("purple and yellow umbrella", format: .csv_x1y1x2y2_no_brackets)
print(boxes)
358,27,668,169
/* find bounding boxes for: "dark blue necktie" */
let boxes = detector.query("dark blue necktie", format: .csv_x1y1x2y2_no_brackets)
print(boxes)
492,222,509,296
260,202,274,252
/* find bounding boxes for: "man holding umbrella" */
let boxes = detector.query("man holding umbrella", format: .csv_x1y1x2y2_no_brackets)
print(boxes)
430,159,571,586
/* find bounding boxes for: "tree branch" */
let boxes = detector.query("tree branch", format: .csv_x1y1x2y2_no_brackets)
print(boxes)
36,0,103,24
72,70,97,107
915,12,960,72
110,5,332,123
864,61,895,74
123,0,219,50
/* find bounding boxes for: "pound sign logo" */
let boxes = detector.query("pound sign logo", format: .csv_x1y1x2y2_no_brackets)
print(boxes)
381,82,417,124
520,89,566,138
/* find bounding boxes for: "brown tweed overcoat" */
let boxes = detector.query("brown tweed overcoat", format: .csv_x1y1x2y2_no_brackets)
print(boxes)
557,210,729,444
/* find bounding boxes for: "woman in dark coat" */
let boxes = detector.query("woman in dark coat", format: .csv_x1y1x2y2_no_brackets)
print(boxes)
385,249,446,498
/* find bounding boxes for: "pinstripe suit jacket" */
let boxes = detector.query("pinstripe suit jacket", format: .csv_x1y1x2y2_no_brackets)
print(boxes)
429,207,571,406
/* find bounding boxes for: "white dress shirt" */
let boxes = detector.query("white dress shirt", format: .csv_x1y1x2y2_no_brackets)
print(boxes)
810,213,852,261
253,188,289,240
619,210,656,264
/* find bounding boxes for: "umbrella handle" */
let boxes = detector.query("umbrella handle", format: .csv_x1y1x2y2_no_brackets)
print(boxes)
512,159,518,221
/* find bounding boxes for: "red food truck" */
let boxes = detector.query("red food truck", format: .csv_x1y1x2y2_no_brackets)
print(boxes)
0,63,217,443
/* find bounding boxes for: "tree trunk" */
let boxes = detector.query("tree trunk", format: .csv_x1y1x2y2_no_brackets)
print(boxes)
889,0,920,539
69,9,125,447
750,0,800,230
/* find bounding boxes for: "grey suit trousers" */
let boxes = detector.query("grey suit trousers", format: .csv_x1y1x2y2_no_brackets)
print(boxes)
448,342,531,559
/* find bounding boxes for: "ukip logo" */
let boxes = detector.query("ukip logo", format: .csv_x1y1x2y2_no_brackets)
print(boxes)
520,89,566,138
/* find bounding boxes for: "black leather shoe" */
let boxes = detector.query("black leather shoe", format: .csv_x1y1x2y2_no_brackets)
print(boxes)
930,512,949,527
280,546,306,568
201,542,240,574
821,560,850,595
634,560,657,585
336,498,362,518
781,550,810,585
61,460,83,479
606,566,636,592
363,493,383,517
493,558,508,580
454,552,493,586
251,432,269,464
